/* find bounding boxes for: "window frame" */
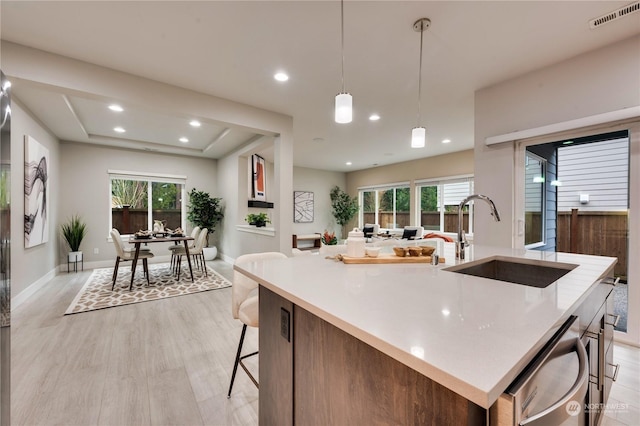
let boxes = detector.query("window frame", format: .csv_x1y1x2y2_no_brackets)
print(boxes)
358,181,411,231
415,175,475,236
108,170,187,237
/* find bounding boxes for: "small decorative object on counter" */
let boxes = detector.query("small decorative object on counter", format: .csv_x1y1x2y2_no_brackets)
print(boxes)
346,228,365,258
321,230,338,245
246,212,270,227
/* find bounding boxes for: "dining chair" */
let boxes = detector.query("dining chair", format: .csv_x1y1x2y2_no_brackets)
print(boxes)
109,228,154,291
173,228,208,279
169,226,199,270
227,251,288,398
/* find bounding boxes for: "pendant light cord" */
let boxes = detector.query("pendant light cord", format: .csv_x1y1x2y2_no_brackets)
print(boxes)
417,20,424,126
341,0,345,93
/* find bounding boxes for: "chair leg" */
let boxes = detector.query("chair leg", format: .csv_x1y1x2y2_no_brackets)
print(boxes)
228,324,248,398
201,254,207,276
111,257,121,290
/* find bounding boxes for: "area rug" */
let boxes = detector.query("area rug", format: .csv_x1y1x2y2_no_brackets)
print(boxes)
65,262,231,315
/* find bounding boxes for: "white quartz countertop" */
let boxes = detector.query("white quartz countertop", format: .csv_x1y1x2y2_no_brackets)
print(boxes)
234,244,616,408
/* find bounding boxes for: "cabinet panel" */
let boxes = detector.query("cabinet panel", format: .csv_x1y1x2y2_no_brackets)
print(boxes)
259,286,294,426
293,305,486,425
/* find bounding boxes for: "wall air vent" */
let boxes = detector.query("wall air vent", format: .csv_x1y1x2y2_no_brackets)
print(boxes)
589,1,640,29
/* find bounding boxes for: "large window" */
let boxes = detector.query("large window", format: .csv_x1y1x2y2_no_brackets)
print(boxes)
359,183,410,230
110,171,186,235
416,176,474,234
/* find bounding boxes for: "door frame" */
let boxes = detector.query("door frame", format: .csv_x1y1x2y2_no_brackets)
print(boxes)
514,119,639,346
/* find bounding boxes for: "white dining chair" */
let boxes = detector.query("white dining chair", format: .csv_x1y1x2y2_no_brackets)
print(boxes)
169,226,200,271
227,251,288,398
173,228,208,279
109,228,154,291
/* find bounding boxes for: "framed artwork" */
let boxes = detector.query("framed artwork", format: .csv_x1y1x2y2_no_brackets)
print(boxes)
294,191,314,223
251,154,266,201
24,135,49,248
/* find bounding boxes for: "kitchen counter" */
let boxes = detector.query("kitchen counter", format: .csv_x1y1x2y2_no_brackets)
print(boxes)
235,244,616,409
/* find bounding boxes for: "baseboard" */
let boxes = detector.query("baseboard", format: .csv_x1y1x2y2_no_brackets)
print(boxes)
12,267,57,309
220,252,235,264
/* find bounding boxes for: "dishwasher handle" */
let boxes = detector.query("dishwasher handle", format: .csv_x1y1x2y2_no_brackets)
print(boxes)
520,337,588,426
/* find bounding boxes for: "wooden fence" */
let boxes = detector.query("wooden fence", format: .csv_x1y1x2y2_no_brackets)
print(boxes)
557,210,628,278
112,207,182,234
363,212,470,233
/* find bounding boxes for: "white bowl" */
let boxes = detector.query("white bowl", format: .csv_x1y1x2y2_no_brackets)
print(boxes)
365,247,381,258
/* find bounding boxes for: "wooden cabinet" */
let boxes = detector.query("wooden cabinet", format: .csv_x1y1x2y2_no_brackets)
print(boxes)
259,286,486,425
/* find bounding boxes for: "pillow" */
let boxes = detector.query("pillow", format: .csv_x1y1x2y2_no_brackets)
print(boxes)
363,226,375,237
401,228,418,239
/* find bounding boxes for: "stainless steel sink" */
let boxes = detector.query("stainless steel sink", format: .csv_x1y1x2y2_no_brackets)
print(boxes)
444,256,578,288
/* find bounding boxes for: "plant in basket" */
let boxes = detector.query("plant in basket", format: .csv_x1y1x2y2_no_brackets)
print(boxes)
321,230,337,245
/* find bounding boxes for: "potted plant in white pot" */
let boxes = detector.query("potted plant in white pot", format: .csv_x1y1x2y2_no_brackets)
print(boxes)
187,188,224,260
61,215,87,270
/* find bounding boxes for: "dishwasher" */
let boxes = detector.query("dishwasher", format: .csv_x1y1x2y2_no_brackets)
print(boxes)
491,315,589,425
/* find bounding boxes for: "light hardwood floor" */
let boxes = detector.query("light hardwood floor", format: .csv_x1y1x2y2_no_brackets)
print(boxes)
12,260,258,425
11,260,640,425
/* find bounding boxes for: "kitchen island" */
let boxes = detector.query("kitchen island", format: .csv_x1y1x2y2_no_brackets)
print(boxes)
234,245,616,424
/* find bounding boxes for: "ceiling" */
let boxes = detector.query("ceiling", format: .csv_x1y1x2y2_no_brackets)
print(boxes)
2,1,639,172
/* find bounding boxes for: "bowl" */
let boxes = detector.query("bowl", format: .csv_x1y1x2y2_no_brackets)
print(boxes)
393,247,406,257
420,246,436,256
408,247,422,257
365,247,381,258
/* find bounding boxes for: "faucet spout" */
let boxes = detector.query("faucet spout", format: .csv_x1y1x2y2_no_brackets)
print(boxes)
456,194,501,259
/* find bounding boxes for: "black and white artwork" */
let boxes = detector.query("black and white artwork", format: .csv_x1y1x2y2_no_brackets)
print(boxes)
294,191,314,223
24,136,49,248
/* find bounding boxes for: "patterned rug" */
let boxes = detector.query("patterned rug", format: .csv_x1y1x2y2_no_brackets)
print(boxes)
65,262,231,315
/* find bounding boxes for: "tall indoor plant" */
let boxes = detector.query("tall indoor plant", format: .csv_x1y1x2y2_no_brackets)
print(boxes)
330,185,359,239
61,214,87,266
187,188,224,259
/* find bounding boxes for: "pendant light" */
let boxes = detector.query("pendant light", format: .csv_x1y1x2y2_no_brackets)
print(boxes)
335,0,352,124
411,18,430,148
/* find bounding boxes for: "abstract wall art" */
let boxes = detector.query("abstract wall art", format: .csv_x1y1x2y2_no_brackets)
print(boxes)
251,154,266,201
24,135,49,248
294,191,314,223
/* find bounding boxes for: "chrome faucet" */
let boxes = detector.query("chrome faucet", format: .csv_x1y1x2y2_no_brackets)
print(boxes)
456,194,501,259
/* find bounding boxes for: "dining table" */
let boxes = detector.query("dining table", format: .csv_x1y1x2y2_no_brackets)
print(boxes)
128,234,195,289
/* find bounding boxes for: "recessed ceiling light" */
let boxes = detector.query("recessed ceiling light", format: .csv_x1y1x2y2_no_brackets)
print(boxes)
114,127,125,133
369,114,380,121
190,120,201,127
179,137,189,143
312,137,325,143
108,104,123,112
442,139,451,144
274,72,289,82
346,161,352,166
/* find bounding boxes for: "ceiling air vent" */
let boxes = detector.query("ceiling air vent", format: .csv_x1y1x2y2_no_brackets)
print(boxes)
589,1,640,29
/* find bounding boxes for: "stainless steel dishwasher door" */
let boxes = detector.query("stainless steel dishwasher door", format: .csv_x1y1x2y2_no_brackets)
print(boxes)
494,316,589,425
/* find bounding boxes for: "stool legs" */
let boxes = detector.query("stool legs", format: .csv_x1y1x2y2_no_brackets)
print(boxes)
227,324,258,398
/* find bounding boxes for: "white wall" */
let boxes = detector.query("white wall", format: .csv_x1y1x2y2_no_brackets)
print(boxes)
10,100,60,297
292,166,346,237
474,35,640,247
59,141,218,265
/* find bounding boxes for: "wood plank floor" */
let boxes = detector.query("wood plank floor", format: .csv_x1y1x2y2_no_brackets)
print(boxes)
10,259,640,425
11,260,259,426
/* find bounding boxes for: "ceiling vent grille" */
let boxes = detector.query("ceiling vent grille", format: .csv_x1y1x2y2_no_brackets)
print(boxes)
589,1,640,29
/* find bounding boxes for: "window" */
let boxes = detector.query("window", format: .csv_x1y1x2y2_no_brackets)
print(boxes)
416,176,474,234
109,171,186,235
359,183,410,230
524,151,545,247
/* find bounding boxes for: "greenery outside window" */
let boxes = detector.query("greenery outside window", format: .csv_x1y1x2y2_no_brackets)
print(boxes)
359,183,410,230
109,171,186,235
416,176,474,235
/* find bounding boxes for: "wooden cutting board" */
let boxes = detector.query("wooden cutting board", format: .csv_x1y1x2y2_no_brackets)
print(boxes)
340,254,445,264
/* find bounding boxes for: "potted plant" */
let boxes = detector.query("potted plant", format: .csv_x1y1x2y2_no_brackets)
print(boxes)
321,230,337,245
61,215,87,266
329,186,359,239
187,188,224,260
245,212,270,227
